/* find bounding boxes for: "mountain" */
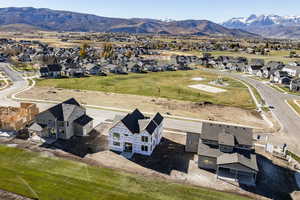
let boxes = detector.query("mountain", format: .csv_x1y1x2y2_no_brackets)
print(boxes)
0,24,44,32
0,7,258,37
223,14,300,39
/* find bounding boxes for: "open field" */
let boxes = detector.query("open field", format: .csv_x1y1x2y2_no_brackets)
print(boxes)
0,145,250,200
161,50,300,64
18,86,268,129
36,71,255,110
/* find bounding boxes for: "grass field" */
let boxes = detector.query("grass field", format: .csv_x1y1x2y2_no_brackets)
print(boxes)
36,71,255,109
163,50,300,64
287,100,300,116
271,84,300,96
0,145,250,200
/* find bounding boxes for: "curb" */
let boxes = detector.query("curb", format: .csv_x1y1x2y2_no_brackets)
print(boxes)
285,100,300,118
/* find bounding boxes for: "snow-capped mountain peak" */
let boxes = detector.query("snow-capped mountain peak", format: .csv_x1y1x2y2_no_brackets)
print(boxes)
223,14,300,28
222,14,300,39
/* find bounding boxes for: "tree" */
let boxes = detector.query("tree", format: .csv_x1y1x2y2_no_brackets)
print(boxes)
290,51,297,58
101,43,114,59
80,42,89,58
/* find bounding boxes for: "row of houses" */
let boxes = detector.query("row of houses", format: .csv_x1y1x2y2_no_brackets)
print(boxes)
210,55,300,92
24,98,258,186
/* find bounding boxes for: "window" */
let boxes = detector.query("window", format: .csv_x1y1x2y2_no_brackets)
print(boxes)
113,142,120,146
141,145,148,152
141,136,148,143
113,133,120,140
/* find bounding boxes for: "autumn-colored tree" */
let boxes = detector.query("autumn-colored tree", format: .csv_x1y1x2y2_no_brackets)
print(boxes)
101,43,114,59
80,43,89,57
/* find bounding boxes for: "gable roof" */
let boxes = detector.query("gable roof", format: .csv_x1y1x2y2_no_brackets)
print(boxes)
115,109,164,135
63,98,81,107
74,114,93,126
198,142,223,158
201,122,253,147
217,153,258,172
121,109,146,133
43,98,84,121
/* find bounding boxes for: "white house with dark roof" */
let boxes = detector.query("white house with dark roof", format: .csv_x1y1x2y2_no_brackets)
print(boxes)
108,109,164,156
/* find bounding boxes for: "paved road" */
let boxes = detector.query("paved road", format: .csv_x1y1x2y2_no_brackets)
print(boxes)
0,63,204,134
2,63,299,154
205,69,300,155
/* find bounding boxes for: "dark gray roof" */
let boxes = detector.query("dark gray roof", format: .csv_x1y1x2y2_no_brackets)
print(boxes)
198,142,223,158
217,153,258,171
121,109,146,133
46,98,83,121
117,109,163,135
218,132,235,147
74,114,93,126
152,112,163,125
47,64,62,72
63,98,81,106
201,122,253,147
28,122,46,132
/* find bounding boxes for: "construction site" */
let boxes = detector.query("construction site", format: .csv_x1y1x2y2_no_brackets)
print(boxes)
0,103,39,131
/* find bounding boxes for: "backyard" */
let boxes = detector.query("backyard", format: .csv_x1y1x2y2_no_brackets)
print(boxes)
36,71,255,109
0,145,250,200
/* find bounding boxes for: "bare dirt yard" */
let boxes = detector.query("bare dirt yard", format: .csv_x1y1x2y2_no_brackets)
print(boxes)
18,86,269,130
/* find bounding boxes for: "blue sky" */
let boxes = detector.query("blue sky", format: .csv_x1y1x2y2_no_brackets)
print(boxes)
1,0,300,22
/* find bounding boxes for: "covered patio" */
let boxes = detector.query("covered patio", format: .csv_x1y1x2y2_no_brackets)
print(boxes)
216,153,258,186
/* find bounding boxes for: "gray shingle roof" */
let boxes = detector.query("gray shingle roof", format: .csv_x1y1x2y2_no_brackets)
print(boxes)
74,114,93,126
198,142,223,158
201,122,253,147
47,98,84,121
217,153,258,171
218,132,235,147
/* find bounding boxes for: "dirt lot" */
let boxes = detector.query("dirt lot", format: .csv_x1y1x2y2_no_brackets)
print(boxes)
0,189,32,200
18,86,269,129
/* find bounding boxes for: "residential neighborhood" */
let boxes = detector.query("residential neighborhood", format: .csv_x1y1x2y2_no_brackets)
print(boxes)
1,2,300,200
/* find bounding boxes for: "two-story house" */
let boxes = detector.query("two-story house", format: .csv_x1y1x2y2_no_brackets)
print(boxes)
29,98,93,140
186,122,258,186
108,109,163,157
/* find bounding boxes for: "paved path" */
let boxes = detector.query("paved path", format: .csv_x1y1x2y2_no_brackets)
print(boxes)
204,69,300,155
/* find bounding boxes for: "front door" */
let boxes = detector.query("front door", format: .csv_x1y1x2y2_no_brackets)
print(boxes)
124,143,133,152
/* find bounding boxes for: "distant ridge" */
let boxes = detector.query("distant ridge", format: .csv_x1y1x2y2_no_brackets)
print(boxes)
223,14,300,39
0,7,259,38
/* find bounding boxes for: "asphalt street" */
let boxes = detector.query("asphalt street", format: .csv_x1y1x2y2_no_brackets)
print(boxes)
0,63,203,134
1,63,299,154
207,69,300,155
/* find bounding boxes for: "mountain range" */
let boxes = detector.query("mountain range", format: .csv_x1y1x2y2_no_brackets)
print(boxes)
223,14,300,39
0,7,257,38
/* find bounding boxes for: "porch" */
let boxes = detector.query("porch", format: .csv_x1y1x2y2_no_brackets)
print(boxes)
217,167,257,186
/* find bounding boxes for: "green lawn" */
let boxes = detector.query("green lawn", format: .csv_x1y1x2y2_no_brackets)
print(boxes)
36,71,255,109
272,84,300,96
287,100,300,116
0,145,250,200
207,50,300,64
165,50,300,64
